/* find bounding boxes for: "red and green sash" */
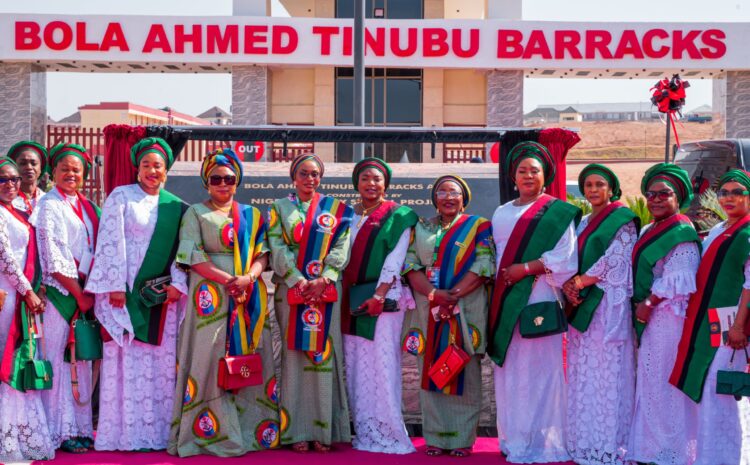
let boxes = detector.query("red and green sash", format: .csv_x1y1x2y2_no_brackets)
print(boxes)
568,202,638,333
0,205,41,391
421,214,491,395
487,194,582,367
670,217,750,402
46,191,101,324
632,214,700,341
341,202,417,340
226,203,269,356
287,193,353,353
125,189,187,345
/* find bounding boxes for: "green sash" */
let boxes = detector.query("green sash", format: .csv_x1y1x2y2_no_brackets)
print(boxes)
632,214,701,341
568,203,638,332
125,189,187,345
487,195,581,367
671,218,750,401
342,202,418,340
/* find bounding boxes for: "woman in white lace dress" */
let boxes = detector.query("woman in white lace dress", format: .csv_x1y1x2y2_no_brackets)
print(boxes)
84,138,187,451
626,163,701,465
562,164,638,465
489,142,580,463
0,158,55,461
32,143,100,454
341,158,418,454
670,169,750,465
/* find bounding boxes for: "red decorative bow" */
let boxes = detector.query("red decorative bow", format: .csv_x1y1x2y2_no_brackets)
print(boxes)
650,74,689,148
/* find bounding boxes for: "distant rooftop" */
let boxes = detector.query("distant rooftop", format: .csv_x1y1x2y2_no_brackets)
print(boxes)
533,102,656,113
197,106,231,119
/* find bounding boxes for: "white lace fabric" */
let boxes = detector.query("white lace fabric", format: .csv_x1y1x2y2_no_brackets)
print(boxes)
567,219,637,465
0,206,55,461
627,242,700,465
345,219,415,453
79,185,185,451
86,185,187,344
0,207,32,296
33,188,96,295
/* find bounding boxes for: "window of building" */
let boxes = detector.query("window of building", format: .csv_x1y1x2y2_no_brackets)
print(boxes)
336,0,423,19
335,67,423,162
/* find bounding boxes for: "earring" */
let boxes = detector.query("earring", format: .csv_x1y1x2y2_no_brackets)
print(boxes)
513,185,518,191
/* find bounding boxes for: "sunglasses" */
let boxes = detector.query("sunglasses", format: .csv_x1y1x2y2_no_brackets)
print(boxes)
645,190,675,201
297,170,321,179
717,188,750,199
209,175,237,186
435,191,463,200
0,177,21,185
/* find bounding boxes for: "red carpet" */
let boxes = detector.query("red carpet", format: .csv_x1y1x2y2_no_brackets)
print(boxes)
26,439,575,465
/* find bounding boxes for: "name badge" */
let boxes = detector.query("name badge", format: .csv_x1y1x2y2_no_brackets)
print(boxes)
426,266,440,286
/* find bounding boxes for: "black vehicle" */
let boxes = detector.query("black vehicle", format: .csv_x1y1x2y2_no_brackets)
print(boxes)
673,138,750,233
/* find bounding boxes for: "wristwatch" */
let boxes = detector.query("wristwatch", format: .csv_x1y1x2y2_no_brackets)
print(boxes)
373,294,385,303
644,298,655,308
428,288,436,302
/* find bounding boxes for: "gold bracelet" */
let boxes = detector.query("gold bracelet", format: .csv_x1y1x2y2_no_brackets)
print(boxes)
574,275,584,290
428,288,436,302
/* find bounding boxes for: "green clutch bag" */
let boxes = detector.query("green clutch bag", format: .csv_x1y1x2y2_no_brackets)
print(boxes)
349,281,398,317
139,275,172,308
73,313,103,361
23,359,53,391
717,349,750,400
519,301,568,339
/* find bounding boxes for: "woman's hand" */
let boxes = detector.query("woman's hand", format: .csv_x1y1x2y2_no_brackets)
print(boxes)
226,274,254,297
359,297,384,317
302,278,328,302
436,304,455,321
635,302,653,324
431,289,457,307
165,285,183,304
109,291,126,308
727,325,749,350
76,293,95,312
562,279,581,305
23,290,44,314
501,264,528,286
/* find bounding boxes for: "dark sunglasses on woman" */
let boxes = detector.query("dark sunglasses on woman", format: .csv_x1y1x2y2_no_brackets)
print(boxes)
209,175,237,186
0,176,21,185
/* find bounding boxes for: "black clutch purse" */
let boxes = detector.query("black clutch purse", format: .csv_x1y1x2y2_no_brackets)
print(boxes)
139,276,172,308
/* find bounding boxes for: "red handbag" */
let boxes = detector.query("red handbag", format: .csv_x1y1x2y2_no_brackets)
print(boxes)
428,320,470,390
287,282,338,305
217,353,263,390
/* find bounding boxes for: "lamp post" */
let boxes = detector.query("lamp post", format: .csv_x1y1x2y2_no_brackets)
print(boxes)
353,0,365,162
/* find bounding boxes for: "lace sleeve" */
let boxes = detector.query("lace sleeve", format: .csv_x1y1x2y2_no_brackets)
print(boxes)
651,242,700,300
36,199,78,290
584,222,637,303
170,261,188,295
85,190,127,294
0,219,32,295
541,221,578,287
744,257,750,290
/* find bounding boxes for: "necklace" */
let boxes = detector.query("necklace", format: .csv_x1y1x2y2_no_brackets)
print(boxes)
513,193,542,207
356,199,383,228
210,200,232,213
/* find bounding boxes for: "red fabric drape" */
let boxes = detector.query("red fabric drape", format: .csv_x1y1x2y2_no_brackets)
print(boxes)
538,128,581,200
103,124,147,196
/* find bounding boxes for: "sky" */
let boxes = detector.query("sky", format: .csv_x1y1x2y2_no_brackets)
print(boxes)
2,0,747,121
